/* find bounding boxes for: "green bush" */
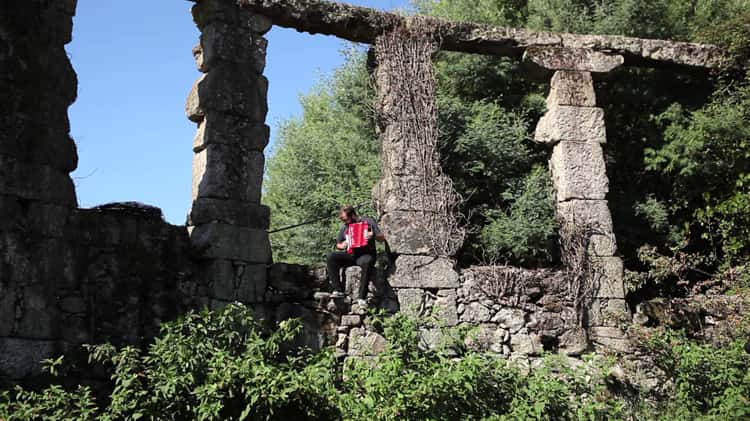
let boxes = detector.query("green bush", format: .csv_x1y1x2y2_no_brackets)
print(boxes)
645,329,750,420
478,165,558,265
3,304,750,420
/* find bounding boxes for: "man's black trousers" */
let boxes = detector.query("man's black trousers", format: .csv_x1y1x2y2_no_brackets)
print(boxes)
326,251,375,300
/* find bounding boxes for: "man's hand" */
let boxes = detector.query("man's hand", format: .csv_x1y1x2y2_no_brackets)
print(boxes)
336,240,349,250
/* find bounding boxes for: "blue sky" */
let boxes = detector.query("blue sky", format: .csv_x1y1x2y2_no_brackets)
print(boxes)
67,0,410,224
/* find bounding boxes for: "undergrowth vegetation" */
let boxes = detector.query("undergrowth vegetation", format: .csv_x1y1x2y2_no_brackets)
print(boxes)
2,303,748,420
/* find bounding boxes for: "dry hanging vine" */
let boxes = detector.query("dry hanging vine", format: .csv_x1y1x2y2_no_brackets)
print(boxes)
373,19,466,257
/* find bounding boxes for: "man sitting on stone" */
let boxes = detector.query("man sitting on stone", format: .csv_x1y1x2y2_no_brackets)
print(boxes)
327,205,385,308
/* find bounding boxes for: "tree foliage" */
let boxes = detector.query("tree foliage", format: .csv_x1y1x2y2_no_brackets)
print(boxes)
3,304,748,420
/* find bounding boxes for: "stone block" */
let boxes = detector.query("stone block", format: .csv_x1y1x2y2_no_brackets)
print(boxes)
185,65,268,123
588,298,630,327
557,199,617,256
590,326,631,353
549,141,609,201
197,22,266,72
0,155,77,206
189,198,270,228
433,289,458,326
379,210,460,256
343,266,364,299
510,331,543,356
461,302,492,323
192,144,264,203
524,46,624,73
348,328,388,356
395,288,425,318
268,263,327,295
193,112,270,153
490,308,526,333
373,175,440,213
547,70,596,107
15,285,56,339
535,106,606,144
192,0,272,33
0,338,59,379
465,324,509,354
204,259,267,303
589,257,625,299
189,223,271,263
341,315,361,327
558,327,588,355
389,255,459,289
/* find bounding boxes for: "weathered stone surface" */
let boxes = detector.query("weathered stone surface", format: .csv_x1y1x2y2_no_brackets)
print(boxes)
510,331,542,356
588,298,630,327
203,260,267,303
0,155,77,206
461,302,492,323
433,289,458,326
558,327,588,355
238,0,729,71
348,328,388,356
535,106,606,144
189,223,271,263
524,46,624,73
395,288,425,318
379,210,460,256
590,326,630,352
0,338,59,379
196,22,267,72
189,198,270,228
491,308,526,333
192,144,264,203
589,257,625,299
389,255,459,289
193,113,270,152
341,315,361,327
465,324,509,354
547,70,596,107
373,175,439,213
549,141,608,201
186,65,268,123
557,199,617,256
193,0,273,34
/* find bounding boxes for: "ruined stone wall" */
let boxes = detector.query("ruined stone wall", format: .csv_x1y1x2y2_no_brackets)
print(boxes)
0,0,675,383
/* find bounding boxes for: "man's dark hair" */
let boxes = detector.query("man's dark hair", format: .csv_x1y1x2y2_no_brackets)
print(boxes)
340,205,357,218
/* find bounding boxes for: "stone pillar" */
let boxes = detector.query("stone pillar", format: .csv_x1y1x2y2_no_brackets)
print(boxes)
186,0,273,307
526,46,630,352
0,0,79,379
372,28,462,314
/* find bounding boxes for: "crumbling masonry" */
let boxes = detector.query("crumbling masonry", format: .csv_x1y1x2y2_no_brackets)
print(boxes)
0,0,731,380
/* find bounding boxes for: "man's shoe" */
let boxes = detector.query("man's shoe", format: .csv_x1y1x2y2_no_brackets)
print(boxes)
331,291,346,299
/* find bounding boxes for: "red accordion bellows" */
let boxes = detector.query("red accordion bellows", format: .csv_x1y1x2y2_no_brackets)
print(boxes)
346,222,369,254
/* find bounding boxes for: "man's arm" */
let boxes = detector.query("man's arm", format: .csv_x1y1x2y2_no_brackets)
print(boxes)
367,218,386,242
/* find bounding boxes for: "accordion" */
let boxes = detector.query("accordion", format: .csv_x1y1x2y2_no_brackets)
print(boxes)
346,221,370,254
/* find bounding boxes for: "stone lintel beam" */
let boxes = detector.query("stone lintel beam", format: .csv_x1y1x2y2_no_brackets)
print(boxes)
233,0,729,72
522,46,624,77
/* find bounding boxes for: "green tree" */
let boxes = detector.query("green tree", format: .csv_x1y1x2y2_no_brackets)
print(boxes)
264,51,380,264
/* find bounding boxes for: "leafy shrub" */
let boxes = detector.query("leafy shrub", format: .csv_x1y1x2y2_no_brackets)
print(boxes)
1,304,340,421
479,165,558,265
645,329,750,420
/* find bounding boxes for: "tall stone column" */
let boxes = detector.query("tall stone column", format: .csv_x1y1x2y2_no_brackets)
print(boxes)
186,0,272,307
526,46,630,352
372,28,462,314
0,0,79,378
